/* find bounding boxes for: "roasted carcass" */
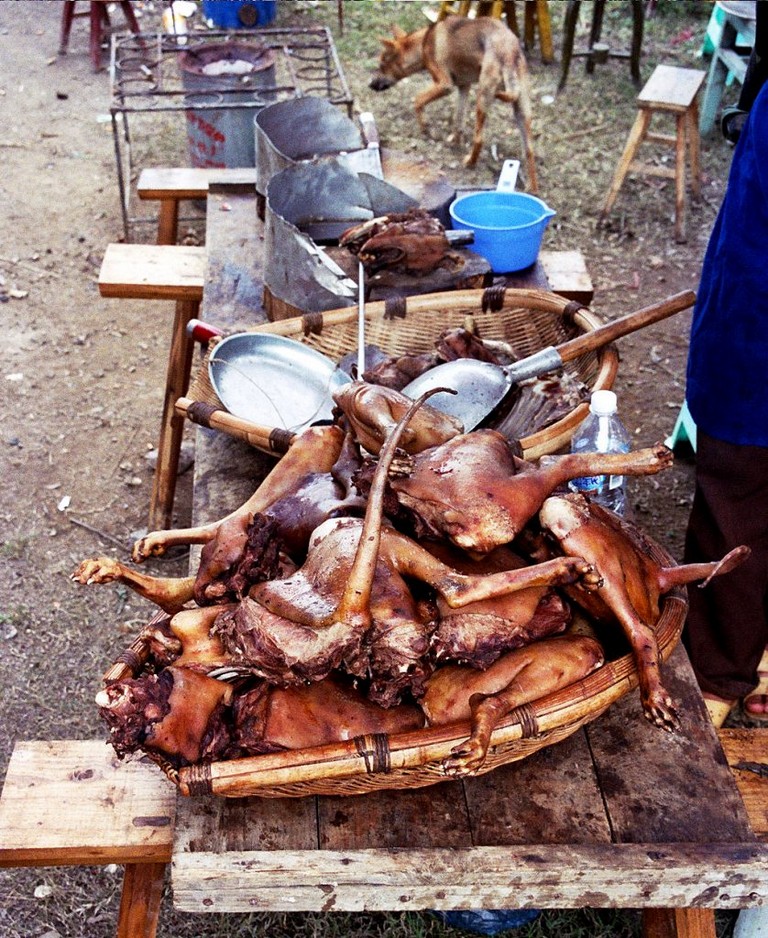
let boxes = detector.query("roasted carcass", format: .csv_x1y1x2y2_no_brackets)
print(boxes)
538,493,750,729
339,208,452,275
388,429,674,553
422,631,605,774
97,669,425,768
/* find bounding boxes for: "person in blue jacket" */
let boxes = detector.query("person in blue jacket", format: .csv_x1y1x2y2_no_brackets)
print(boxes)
683,9,768,727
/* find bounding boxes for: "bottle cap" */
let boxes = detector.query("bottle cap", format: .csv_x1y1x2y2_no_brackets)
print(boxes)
590,389,617,416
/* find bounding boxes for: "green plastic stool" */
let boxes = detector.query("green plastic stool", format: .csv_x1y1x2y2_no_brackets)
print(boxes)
665,400,697,452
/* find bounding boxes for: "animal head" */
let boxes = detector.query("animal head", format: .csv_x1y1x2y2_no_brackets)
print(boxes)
369,25,428,91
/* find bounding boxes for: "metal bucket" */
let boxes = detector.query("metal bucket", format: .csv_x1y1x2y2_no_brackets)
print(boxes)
180,40,276,168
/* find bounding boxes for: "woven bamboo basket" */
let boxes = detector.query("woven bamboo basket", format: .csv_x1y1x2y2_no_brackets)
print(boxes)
178,287,619,461
104,536,686,800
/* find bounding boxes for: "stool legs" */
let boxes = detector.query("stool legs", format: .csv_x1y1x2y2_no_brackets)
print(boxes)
641,908,716,938
599,108,651,221
149,299,198,532
58,1,143,72
674,113,687,243
558,0,580,91
630,0,644,87
59,1,76,55
117,861,167,938
585,0,605,75
156,200,180,246
600,98,701,243
687,100,702,199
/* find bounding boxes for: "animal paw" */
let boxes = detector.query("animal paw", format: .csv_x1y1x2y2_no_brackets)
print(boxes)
575,562,604,592
71,557,122,586
640,443,675,474
442,738,487,777
643,688,679,732
131,532,169,563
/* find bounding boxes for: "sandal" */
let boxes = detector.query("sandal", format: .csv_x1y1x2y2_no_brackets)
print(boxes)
703,694,736,729
742,648,768,724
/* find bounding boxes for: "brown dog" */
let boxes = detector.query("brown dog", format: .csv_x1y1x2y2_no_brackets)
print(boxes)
370,14,537,190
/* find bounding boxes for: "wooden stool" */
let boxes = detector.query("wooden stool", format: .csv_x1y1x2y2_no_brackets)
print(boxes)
699,0,757,136
59,0,142,72
558,0,645,92
0,740,175,938
137,167,258,245
99,243,206,531
599,65,706,243
436,1,554,64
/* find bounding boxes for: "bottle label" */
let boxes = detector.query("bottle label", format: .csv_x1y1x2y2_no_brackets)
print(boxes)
570,475,605,494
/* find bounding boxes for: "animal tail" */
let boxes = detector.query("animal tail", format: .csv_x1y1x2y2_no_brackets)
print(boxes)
657,545,751,591
334,387,451,624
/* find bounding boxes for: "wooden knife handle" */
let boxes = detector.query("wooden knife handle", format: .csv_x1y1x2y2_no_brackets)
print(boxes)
556,289,696,363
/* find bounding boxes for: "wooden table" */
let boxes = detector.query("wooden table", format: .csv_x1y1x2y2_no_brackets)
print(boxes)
177,183,767,935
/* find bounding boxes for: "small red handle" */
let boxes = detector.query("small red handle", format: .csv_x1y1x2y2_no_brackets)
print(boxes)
187,319,224,344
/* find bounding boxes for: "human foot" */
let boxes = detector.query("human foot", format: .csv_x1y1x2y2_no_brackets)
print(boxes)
743,649,768,723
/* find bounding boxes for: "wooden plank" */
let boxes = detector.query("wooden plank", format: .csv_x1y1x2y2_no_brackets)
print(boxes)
318,781,471,850
718,729,768,839
202,184,266,328
587,644,756,844
98,243,205,300
137,167,258,200
638,66,706,112
190,185,276,548
464,729,613,845
0,740,175,866
539,250,594,304
171,841,768,913
174,795,318,854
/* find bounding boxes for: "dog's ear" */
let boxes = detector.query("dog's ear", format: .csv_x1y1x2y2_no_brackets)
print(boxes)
391,24,407,40
380,36,396,49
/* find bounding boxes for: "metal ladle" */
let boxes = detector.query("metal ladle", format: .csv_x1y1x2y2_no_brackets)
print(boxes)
401,290,696,430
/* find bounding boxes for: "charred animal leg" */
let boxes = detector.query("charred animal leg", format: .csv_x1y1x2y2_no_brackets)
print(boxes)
658,545,751,591
132,426,344,562
71,557,195,614
435,635,605,775
438,556,602,608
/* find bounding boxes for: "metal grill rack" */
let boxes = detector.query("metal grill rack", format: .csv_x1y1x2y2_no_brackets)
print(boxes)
109,27,354,239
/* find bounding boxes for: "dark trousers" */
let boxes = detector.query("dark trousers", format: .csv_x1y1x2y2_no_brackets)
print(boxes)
683,431,768,700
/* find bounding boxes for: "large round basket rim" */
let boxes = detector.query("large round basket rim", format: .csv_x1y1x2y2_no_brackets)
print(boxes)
182,286,619,460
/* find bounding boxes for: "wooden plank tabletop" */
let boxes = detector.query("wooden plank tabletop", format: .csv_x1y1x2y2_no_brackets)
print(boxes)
174,183,768,915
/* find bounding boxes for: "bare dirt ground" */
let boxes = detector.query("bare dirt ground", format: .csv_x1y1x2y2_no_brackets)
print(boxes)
0,2,744,936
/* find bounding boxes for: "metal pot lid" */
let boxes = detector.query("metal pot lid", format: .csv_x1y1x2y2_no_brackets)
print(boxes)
209,333,352,432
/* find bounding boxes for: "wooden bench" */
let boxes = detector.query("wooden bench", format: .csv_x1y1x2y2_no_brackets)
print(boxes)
98,242,206,531
0,740,175,938
137,167,258,245
2,730,765,937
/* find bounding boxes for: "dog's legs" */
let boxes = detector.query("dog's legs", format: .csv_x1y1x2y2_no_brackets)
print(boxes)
414,74,453,137
514,99,538,194
495,89,538,192
448,86,469,146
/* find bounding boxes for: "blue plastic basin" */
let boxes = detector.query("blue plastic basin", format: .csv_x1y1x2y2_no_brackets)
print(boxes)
449,191,556,273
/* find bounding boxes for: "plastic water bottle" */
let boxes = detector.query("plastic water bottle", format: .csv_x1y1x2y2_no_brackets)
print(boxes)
568,389,631,516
